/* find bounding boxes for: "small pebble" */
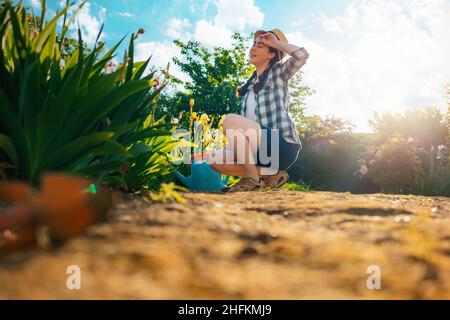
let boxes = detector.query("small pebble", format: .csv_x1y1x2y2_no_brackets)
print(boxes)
395,215,411,223
270,232,279,238
118,215,133,222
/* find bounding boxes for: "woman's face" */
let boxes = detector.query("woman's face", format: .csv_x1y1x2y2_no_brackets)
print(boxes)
249,36,275,66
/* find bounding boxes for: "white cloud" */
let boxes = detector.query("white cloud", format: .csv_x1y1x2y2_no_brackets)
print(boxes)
29,0,41,9
193,20,234,48
134,41,190,85
214,0,264,31
166,18,192,39
193,0,264,48
117,12,134,18
289,0,449,132
98,6,106,21
65,2,106,45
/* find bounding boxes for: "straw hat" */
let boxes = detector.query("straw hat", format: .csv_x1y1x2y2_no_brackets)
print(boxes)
254,28,288,59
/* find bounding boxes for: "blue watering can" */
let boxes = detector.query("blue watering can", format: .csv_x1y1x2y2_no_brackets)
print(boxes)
173,155,230,192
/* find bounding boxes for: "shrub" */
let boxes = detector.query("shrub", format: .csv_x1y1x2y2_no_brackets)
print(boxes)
354,134,449,195
0,2,181,191
288,133,366,192
411,144,450,196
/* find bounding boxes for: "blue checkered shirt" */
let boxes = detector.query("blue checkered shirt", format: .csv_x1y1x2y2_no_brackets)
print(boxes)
240,48,306,145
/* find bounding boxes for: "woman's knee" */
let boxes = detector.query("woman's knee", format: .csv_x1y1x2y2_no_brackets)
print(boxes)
222,114,241,130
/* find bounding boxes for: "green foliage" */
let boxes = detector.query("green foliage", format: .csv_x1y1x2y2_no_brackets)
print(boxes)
289,100,450,196
85,35,180,191
297,114,354,140
356,105,450,195
0,2,179,190
412,144,450,196
281,181,310,192
288,133,368,192
149,182,187,203
288,72,314,124
362,135,423,194
357,134,450,196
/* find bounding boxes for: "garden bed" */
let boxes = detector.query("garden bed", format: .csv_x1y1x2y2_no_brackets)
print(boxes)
0,190,449,299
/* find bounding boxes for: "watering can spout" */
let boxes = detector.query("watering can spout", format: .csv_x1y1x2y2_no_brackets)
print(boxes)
173,170,191,185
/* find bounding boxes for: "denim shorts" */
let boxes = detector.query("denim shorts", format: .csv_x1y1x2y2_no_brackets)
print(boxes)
256,125,302,171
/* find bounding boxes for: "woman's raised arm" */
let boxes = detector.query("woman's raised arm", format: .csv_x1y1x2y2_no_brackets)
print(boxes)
258,33,310,80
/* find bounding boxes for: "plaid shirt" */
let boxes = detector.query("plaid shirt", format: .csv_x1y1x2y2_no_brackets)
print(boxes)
240,48,306,145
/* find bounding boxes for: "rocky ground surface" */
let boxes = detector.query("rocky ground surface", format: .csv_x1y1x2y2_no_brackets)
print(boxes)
1,190,449,299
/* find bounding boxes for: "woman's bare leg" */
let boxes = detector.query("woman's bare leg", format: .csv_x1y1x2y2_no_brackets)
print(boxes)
210,147,261,176
211,162,263,177
210,163,246,176
210,114,263,180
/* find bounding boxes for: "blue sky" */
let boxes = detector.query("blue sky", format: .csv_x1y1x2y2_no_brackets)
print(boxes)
28,0,449,132
33,0,354,44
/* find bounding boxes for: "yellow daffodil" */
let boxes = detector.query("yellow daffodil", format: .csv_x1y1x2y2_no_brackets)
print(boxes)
200,113,210,124
202,123,211,131
218,115,225,132
218,115,225,127
189,98,195,109
191,112,198,120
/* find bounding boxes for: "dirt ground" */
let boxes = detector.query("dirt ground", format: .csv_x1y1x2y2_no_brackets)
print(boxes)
0,190,449,299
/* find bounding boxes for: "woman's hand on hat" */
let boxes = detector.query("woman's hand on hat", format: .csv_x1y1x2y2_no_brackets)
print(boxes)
257,33,280,49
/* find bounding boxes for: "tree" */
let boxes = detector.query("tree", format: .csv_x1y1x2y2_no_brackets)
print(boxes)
297,114,354,140
156,33,254,125
288,71,314,124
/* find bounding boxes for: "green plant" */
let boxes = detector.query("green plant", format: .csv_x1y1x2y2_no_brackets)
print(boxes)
0,2,155,183
75,33,184,191
288,72,315,125
281,181,310,192
0,2,176,190
412,144,450,196
288,133,365,192
149,182,187,203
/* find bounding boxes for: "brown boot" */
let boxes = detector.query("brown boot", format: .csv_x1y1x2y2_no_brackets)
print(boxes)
261,171,289,189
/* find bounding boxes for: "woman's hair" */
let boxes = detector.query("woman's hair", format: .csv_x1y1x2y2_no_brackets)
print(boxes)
237,33,282,98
